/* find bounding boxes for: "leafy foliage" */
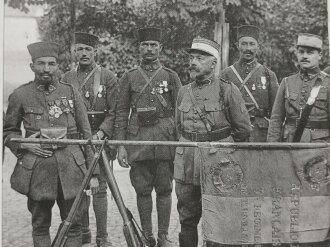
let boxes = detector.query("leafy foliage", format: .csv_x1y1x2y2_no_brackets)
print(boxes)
7,0,329,82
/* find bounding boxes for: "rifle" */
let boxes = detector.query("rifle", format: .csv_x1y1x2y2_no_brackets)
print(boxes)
101,142,147,247
51,140,105,247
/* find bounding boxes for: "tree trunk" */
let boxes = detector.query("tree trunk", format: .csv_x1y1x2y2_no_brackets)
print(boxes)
213,0,229,75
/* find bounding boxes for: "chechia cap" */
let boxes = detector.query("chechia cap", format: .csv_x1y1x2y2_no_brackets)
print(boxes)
27,41,59,60
75,32,99,47
186,37,220,58
138,27,162,42
237,25,260,41
297,33,322,50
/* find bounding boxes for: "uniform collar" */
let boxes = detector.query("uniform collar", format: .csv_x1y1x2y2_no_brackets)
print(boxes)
194,74,214,87
140,59,162,72
77,62,97,73
299,67,321,80
238,58,258,69
35,80,57,93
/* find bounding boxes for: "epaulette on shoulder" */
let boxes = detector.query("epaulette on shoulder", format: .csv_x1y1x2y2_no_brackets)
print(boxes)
16,81,33,90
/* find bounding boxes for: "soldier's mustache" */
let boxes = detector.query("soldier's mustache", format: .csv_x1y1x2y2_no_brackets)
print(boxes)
244,51,253,55
189,67,199,72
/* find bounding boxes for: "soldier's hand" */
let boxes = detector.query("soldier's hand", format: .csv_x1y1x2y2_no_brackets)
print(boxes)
117,146,129,168
19,132,53,158
89,177,100,195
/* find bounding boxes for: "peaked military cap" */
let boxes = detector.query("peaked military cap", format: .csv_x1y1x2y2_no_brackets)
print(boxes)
186,37,220,58
297,33,323,50
138,27,162,42
75,32,99,47
237,25,260,41
27,41,59,60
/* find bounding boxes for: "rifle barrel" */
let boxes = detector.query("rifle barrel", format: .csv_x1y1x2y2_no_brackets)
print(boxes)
10,138,330,149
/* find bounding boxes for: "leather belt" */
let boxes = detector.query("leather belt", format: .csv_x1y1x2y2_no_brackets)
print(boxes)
248,108,269,118
182,127,231,142
286,118,330,129
26,132,80,139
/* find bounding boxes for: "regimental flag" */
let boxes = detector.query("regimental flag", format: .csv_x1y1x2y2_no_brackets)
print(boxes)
200,147,330,245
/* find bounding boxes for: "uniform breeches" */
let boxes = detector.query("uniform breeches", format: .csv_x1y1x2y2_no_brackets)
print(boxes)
82,167,109,242
130,160,174,236
27,182,84,247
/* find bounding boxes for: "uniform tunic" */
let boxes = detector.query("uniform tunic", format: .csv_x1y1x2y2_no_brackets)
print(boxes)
115,60,182,163
174,77,252,185
4,80,95,201
62,63,118,138
220,59,279,142
267,69,330,143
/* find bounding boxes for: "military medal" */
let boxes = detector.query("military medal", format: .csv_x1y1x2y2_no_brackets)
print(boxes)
85,91,90,98
54,113,60,118
159,88,163,94
49,107,55,116
48,101,54,106
55,99,61,107
68,100,74,108
64,108,70,114
163,81,168,92
261,76,267,90
151,88,156,95
252,84,256,91
98,93,102,98
62,98,68,107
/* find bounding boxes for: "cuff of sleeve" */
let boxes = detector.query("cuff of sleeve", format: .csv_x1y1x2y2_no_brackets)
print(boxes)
99,125,112,139
4,134,21,157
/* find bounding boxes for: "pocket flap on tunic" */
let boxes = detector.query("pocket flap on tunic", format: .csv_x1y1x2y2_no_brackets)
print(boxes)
178,103,191,113
24,106,43,114
288,92,299,100
72,150,86,166
204,101,221,111
311,130,330,140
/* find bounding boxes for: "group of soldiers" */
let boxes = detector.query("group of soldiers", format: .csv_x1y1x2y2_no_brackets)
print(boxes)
3,24,330,247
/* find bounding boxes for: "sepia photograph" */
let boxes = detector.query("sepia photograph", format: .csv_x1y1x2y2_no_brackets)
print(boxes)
2,0,330,246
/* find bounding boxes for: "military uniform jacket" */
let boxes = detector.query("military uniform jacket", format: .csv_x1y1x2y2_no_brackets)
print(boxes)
220,60,279,141
267,69,330,143
3,80,95,201
114,60,182,163
62,63,118,138
174,77,252,185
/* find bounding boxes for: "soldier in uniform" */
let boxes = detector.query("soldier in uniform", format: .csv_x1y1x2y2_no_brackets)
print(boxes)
220,25,279,142
115,27,182,247
62,32,118,247
268,33,330,146
175,37,252,247
3,42,98,247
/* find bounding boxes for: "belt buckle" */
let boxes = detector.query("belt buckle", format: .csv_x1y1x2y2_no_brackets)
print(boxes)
191,132,198,142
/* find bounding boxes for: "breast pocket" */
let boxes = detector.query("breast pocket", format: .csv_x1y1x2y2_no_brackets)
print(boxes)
313,90,328,114
23,106,44,129
204,101,223,126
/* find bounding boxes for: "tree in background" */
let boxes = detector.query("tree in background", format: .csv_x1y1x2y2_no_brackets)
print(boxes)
5,0,329,82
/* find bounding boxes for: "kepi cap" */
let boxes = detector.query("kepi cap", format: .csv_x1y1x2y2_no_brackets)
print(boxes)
297,33,322,50
237,25,260,41
138,27,162,42
75,32,99,47
27,41,59,60
186,37,220,58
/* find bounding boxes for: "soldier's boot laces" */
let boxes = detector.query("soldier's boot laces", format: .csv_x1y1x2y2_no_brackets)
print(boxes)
157,234,172,247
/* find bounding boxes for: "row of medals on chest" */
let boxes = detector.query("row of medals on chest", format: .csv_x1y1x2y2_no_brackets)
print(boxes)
48,98,74,118
85,85,106,98
151,81,169,94
251,76,267,90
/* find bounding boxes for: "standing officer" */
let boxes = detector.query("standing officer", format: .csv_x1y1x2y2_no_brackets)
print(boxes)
175,37,251,247
3,41,98,247
62,32,118,247
115,27,182,247
220,25,279,142
268,33,330,146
